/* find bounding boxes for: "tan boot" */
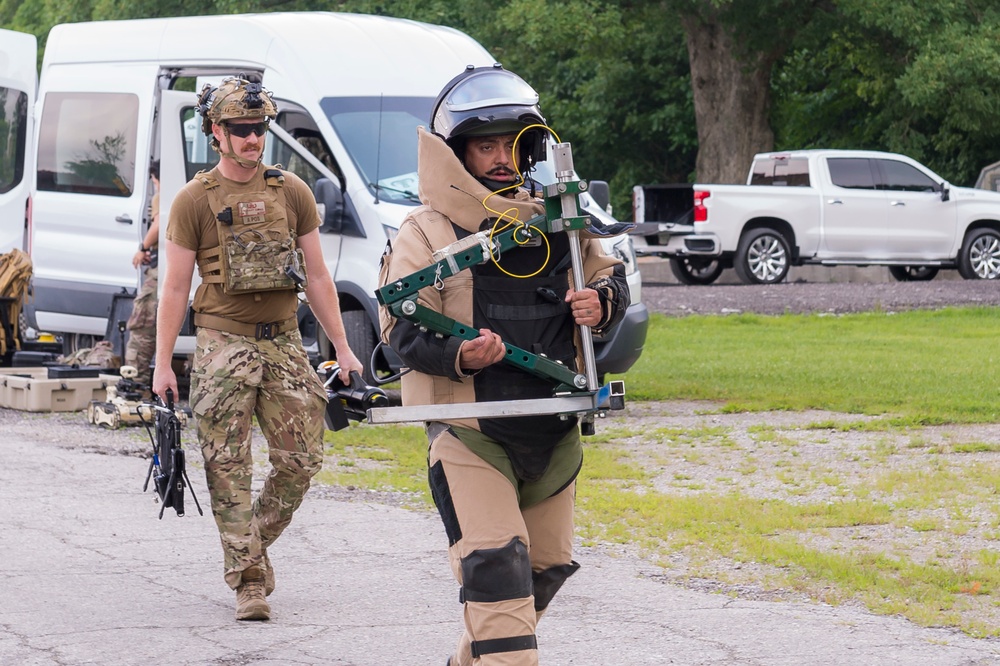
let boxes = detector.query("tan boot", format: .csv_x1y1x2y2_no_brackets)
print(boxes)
235,566,270,621
263,549,275,597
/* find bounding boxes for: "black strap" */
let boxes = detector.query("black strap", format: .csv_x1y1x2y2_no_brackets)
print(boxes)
486,302,568,321
470,635,537,658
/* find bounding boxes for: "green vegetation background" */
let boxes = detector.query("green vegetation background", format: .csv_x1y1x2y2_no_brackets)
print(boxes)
6,0,1000,213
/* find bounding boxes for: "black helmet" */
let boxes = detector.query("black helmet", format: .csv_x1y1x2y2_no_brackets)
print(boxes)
430,64,548,170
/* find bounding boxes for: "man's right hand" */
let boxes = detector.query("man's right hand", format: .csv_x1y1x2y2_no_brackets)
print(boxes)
458,328,506,371
152,366,178,406
132,249,150,269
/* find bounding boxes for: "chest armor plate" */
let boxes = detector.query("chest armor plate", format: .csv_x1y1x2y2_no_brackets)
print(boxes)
215,183,306,295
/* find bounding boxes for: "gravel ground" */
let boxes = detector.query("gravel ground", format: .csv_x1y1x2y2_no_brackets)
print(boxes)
639,259,1000,316
5,264,1000,636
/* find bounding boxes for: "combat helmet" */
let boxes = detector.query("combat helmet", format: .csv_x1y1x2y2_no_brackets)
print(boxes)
430,64,548,179
196,75,278,166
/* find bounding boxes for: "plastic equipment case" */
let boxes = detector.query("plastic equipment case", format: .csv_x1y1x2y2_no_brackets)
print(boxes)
0,368,116,412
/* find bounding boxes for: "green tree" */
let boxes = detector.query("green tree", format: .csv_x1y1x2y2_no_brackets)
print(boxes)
467,1,696,210
662,0,827,183
775,0,1000,185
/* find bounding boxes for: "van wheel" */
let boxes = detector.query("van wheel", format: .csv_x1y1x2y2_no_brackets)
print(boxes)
888,266,939,282
958,228,1000,279
669,257,723,285
734,228,790,284
341,310,378,385
61,333,98,356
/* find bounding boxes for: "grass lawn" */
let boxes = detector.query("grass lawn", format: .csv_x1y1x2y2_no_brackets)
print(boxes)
318,306,1000,636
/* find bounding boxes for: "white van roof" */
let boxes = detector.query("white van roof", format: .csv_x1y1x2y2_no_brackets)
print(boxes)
43,12,494,97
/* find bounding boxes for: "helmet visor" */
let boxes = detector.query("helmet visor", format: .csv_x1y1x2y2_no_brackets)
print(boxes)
444,70,539,112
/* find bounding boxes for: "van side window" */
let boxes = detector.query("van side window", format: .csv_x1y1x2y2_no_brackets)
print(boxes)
36,92,138,197
273,109,344,188
828,158,877,190
270,133,334,191
0,87,28,194
180,107,219,180
288,134,342,188
749,157,810,187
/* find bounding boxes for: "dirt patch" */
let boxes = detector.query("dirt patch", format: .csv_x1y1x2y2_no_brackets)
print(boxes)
591,400,1000,632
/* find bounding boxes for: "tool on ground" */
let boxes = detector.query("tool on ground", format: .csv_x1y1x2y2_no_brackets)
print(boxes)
88,365,174,429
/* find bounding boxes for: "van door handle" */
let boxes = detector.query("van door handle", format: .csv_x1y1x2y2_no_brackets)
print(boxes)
115,214,133,224
890,201,905,207
826,199,843,205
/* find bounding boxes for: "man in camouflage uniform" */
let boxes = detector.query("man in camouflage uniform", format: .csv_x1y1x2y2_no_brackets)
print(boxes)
152,76,362,621
124,160,160,384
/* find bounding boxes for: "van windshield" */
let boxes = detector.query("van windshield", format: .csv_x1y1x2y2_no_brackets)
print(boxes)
321,96,433,204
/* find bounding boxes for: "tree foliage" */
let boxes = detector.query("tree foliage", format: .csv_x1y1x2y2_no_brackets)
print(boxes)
5,0,1000,213
775,0,1000,185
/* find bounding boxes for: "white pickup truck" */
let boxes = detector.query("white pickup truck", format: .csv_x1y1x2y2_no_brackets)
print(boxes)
632,149,1000,284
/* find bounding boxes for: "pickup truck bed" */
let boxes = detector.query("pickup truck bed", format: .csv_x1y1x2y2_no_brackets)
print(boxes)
632,150,1000,285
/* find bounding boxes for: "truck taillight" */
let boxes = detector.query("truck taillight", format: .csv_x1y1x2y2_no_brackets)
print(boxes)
694,190,710,222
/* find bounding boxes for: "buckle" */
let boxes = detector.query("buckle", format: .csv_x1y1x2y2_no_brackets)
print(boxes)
255,322,277,340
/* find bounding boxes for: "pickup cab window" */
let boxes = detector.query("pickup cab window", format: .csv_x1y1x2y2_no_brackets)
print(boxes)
750,157,810,186
876,159,938,192
828,158,877,190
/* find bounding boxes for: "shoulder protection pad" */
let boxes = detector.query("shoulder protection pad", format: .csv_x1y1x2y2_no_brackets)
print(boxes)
263,168,285,187
194,170,220,190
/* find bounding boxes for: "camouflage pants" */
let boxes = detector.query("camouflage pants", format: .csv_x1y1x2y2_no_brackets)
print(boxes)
125,265,157,381
189,326,328,589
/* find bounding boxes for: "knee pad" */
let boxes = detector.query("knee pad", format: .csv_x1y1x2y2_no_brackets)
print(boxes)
460,537,532,603
532,561,580,612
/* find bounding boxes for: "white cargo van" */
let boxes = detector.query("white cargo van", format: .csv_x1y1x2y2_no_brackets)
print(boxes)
1,12,647,380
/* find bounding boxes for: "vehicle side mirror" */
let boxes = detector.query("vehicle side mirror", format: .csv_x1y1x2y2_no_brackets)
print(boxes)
588,180,612,213
940,182,950,202
314,177,344,233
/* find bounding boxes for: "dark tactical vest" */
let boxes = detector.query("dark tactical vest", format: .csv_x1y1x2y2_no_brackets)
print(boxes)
467,221,578,482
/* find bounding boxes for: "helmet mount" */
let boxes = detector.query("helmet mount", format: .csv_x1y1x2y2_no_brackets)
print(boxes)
197,75,278,168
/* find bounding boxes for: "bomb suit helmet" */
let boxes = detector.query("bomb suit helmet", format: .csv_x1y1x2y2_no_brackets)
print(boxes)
197,75,278,166
430,64,548,177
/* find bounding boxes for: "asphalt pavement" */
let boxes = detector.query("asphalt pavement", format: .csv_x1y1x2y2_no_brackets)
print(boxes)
3,409,1000,665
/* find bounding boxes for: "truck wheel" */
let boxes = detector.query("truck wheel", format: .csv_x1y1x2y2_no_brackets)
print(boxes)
957,228,1000,279
62,332,98,355
888,266,938,282
342,309,378,385
734,228,790,284
669,257,723,285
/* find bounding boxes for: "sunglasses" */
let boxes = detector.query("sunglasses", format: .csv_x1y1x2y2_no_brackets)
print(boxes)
224,121,269,138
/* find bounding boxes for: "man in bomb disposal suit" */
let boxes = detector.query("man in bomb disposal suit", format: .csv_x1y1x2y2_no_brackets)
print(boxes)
378,65,630,665
152,76,362,621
